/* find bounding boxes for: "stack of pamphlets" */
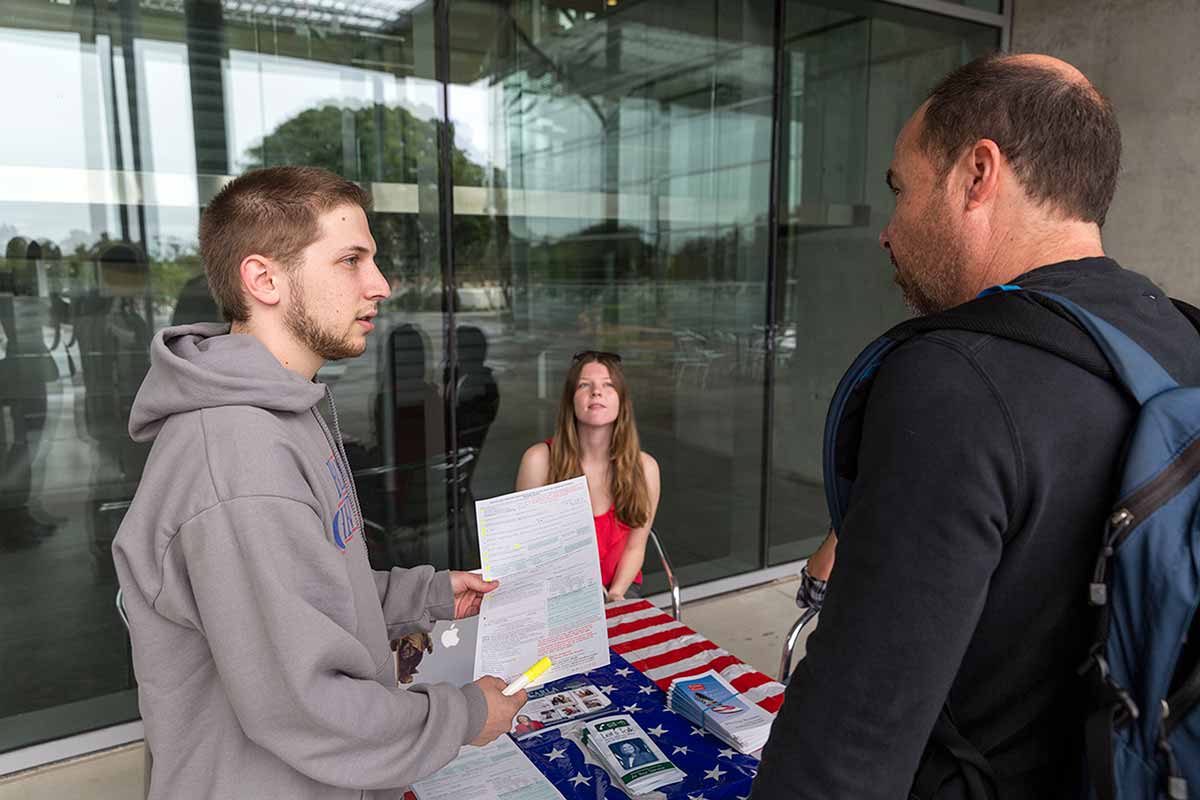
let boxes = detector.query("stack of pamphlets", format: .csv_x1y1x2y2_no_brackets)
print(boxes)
667,670,772,753
580,714,686,795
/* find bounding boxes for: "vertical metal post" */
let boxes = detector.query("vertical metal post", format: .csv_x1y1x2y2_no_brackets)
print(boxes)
758,0,788,570
117,0,148,255
434,0,461,568
184,0,230,176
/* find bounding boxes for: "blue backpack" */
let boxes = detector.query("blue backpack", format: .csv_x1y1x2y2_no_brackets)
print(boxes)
822,287,1200,800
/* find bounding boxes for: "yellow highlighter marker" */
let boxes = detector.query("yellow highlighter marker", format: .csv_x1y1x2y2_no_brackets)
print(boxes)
502,657,552,696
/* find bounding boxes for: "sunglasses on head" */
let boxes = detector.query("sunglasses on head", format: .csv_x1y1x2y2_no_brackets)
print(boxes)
572,350,622,363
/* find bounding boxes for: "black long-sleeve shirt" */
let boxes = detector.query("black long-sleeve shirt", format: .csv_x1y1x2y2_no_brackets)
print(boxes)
751,258,1200,799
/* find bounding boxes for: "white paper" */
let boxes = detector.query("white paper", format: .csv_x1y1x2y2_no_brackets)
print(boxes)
410,735,562,800
473,476,610,685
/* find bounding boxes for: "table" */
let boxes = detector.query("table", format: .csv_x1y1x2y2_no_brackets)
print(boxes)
411,599,786,800
604,599,785,715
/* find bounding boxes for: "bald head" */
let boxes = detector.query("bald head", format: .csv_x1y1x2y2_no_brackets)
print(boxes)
917,52,1120,227
1006,53,1088,84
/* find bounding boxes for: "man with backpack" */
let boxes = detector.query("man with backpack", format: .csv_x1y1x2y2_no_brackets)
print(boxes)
751,54,1200,799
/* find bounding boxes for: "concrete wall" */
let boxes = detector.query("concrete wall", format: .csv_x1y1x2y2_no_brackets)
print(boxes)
1012,0,1200,305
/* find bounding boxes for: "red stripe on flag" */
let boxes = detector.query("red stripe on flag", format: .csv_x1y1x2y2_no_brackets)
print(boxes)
730,670,774,694
758,693,785,713
605,600,655,619
652,654,743,688
610,625,691,655
631,639,719,673
607,614,680,640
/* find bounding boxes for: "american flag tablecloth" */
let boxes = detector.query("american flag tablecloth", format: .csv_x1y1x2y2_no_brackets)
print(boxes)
604,598,786,715
409,599,786,800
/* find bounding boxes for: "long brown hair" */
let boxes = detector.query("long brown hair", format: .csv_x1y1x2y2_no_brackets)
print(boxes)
548,353,650,528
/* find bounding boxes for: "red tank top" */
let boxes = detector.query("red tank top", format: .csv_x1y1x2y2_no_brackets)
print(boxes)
544,440,642,586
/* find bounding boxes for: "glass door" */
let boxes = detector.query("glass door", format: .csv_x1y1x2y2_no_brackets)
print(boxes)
766,0,999,564
444,0,778,590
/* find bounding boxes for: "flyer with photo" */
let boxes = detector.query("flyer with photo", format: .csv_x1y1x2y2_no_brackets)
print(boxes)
580,714,685,795
509,679,613,738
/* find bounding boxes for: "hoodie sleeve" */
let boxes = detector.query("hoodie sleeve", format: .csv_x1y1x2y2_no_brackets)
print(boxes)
172,495,488,791
372,567,457,639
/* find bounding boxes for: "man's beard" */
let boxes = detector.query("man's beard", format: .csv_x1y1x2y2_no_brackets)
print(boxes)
284,278,364,362
891,201,968,316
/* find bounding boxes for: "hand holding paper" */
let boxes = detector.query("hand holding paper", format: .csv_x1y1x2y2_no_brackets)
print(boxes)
473,476,610,686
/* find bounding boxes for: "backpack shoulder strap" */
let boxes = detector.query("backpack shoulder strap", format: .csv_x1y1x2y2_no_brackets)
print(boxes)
886,290,1115,382
823,290,1114,533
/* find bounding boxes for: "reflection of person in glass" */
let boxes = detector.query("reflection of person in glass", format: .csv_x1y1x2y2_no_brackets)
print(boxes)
367,322,445,567
513,714,545,736
516,352,660,601
111,166,526,798
74,241,153,577
0,238,62,549
612,739,655,770
445,324,499,568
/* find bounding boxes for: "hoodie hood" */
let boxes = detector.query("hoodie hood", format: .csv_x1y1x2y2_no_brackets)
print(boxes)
129,323,327,441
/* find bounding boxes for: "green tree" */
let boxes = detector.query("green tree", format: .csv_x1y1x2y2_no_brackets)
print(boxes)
243,102,508,287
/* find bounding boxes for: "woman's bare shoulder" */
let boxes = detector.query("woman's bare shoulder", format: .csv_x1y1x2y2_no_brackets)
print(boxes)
639,451,660,478
516,441,552,489
522,441,551,464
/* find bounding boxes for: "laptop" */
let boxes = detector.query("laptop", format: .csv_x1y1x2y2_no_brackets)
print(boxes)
397,615,478,688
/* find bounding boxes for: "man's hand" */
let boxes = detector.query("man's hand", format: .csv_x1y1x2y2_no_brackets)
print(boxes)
450,571,498,619
604,589,625,603
469,676,527,746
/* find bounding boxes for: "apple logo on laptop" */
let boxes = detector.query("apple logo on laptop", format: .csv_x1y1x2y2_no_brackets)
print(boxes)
441,623,460,649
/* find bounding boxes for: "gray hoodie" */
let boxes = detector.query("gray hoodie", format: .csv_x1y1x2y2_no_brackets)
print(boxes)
112,324,487,799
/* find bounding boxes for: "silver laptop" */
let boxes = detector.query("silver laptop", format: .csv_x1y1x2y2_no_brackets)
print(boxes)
397,615,478,688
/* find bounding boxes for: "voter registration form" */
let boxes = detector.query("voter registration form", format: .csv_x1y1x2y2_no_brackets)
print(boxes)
473,476,610,685
411,734,560,800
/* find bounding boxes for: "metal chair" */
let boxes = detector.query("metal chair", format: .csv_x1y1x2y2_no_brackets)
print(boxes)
116,587,130,630
779,606,819,683
115,588,152,800
648,527,681,621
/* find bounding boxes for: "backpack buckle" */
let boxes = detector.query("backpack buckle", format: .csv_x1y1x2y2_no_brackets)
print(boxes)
1077,651,1140,723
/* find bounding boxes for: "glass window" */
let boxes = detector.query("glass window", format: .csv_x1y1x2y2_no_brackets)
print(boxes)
445,0,777,590
0,0,1003,758
766,2,998,564
0,0,449,752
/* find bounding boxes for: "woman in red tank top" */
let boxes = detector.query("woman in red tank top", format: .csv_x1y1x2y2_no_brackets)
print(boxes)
516,351,660,601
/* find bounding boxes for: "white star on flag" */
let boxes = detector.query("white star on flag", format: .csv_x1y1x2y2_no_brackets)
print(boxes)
718,748,737,759
621,704,643,713
689,727,706,736
545,746,567,762
615,667,633,677
568,773,591,787
647,725,668,737
638,685,656,694
672,745,690,755
599,685,617,694
688,794,708,800
704,765,726,782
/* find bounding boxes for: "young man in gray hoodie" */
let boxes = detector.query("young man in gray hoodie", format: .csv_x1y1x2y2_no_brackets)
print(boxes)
112,166,526,799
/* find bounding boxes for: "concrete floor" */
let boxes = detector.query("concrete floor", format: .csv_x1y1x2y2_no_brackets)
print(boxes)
0,577,813,799
0,744,144,800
